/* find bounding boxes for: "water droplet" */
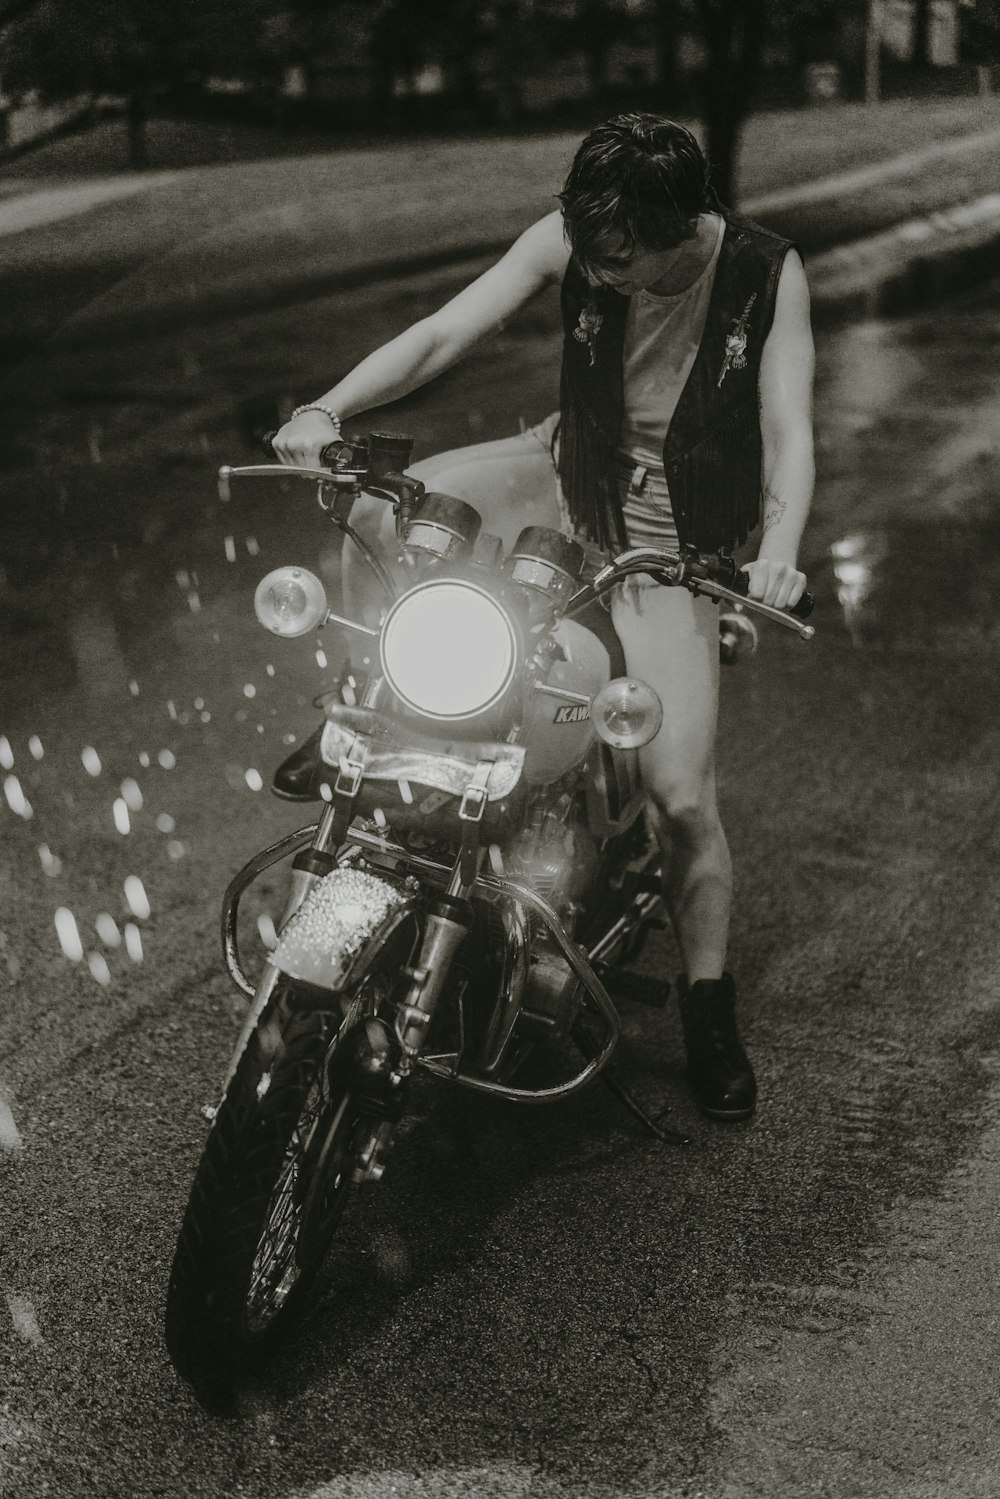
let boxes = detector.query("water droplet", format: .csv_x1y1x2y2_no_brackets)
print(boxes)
397,778,413,805
224,535,237,563
3,776,32,819
167,840,186,861
38,844,62,877
158,750,176,770
265,664,275,677
155,813,175,834
246,536,260,556
120,778,143,812
112,798,131,835
187,591,201,613
87,952,111,987
194,697,205,711
96,913,121,947
139,752,151,768
81,746,102,776
200,711,211,723
373,807,387,828
123,876,151,921
0,737,13,770
124,923,143,962
244,768,263,792
319,783,333,802
128,680,140,697
55,908,84,962
257,914,277,948
28,736,43,760
175,569,191,589
282,733,297,745
315,648,328,669
243,684,256,699
166,701,177,721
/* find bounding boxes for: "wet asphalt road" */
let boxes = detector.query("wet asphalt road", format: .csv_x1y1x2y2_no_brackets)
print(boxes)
1,257,1000,1498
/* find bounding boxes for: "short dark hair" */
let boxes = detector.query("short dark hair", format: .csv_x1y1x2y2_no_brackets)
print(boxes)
559,113,718,276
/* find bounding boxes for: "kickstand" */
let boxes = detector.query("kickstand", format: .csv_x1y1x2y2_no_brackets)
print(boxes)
572,1022,689,1146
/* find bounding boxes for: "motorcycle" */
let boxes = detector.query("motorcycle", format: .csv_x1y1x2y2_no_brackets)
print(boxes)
164,428,814,1413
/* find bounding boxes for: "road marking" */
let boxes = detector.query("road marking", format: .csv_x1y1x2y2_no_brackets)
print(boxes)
0,173,182,239
746,126,1000,216
0,1088,23,1153
7,1295,43,1347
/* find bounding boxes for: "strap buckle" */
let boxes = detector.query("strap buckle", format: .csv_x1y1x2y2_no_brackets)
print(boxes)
458,760,495,888
458,760,494,823
335,734,369,799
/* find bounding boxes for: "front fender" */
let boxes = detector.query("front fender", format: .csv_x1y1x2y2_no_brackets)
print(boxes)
272,865,416,992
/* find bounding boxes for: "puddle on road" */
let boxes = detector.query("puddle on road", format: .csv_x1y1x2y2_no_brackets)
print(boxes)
828,517,1000,653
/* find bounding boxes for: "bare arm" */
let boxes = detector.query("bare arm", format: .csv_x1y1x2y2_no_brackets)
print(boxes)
742,250,815,609
274,211,569,466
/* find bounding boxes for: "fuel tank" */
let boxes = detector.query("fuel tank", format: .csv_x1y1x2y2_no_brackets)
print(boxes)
522,617,610,786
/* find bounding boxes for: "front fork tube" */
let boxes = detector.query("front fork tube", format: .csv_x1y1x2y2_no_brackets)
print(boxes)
394,894,474,1069
353,894,473,1184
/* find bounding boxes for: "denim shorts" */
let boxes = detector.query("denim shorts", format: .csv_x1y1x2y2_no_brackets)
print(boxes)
523,413,678,597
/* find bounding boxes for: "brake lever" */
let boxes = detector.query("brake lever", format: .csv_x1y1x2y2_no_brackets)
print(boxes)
688,575,815,639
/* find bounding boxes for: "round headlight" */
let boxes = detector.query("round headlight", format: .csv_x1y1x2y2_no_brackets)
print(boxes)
380,580,517,720
254,567,328,637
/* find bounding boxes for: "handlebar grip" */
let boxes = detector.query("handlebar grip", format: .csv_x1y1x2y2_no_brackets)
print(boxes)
728,568,814,619
259,430,345,468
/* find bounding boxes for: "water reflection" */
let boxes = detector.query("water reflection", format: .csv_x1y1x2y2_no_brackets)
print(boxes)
830,521,1000,653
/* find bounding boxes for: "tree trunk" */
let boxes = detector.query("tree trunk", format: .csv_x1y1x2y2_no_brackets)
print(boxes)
912,0,932,65
492,0,527,123
579,1,612,97
653,0,680,99
694,0,766,209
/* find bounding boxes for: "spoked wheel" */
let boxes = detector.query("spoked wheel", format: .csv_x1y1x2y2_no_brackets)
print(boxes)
165,976,376,1414
241,1033,360,1339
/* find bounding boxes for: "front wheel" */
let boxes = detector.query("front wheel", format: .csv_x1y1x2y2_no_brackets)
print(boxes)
164,978,369,1412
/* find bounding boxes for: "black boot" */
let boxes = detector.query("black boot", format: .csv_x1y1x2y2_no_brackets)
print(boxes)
272,725,324,800
677,972,757,1121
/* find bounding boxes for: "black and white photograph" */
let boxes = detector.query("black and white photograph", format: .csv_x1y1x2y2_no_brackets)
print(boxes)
2,2,999,1494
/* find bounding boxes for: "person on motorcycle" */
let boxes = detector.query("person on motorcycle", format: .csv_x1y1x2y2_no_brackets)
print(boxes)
271,112,815,1123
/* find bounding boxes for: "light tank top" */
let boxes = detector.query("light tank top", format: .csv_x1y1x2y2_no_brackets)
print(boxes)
619,214,725,549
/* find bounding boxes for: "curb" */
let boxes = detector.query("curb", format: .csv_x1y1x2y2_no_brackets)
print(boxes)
9,193,1000,371
807,193,1000,327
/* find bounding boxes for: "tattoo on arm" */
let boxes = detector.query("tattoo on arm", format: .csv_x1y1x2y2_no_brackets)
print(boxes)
762,490,788,532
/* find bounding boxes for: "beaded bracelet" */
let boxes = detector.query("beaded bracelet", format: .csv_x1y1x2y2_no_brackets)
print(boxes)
290,402,342,427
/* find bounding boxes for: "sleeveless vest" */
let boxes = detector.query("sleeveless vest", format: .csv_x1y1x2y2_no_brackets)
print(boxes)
557,210,795,555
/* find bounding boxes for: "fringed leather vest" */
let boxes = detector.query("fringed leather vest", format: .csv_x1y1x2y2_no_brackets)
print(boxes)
557,210,795,555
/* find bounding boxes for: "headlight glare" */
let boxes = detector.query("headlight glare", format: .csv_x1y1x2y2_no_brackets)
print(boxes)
380,580,517,720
